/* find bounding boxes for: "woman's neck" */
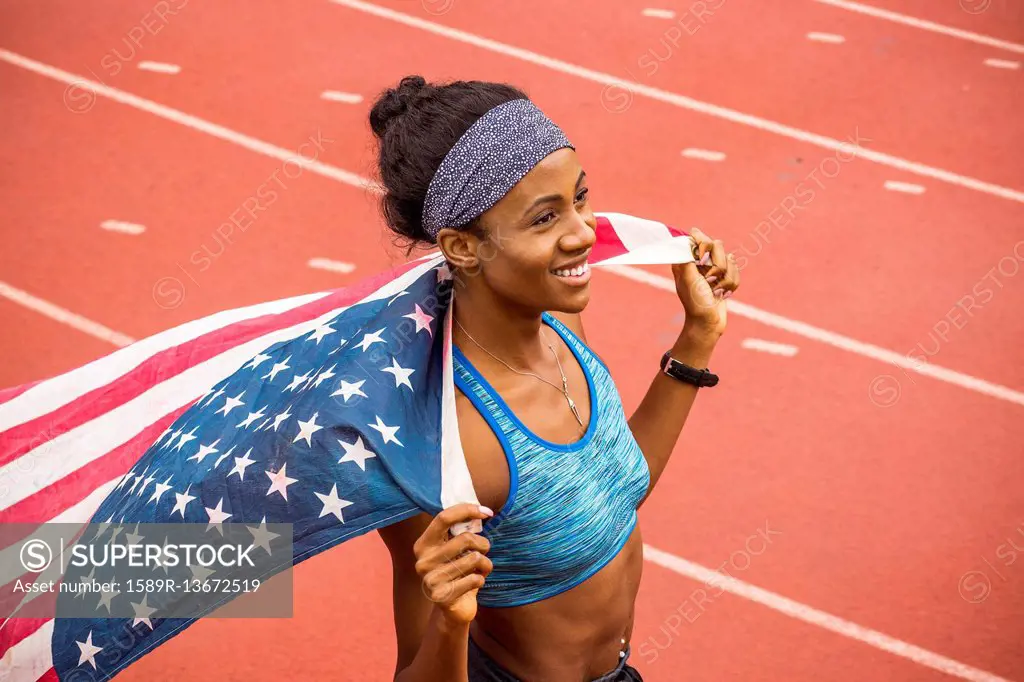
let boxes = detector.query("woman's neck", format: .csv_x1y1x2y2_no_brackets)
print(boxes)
451,281,550,370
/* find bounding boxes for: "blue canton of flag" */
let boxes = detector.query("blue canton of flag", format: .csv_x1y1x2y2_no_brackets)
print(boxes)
51,257,456,680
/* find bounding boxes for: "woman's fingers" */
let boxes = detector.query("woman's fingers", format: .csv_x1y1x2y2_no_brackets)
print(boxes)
414,502,492,553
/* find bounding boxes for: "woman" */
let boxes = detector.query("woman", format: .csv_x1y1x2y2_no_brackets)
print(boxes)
371,76,739,682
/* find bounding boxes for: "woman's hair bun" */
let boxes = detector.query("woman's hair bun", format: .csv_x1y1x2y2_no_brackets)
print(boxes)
369,75,430,139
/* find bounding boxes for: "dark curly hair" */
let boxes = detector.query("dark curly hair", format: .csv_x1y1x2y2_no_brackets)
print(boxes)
369,75,529,247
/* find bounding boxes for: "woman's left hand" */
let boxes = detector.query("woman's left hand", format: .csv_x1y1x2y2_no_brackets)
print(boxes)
670,228,740,337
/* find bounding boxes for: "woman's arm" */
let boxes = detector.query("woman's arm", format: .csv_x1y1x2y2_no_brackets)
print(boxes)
378,505,494,682
628,323,720,505
625,229,739,505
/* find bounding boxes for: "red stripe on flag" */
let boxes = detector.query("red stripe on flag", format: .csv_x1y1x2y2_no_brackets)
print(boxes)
0,259,423,468
0,616,51,658
37,666,58,682
0,410,184,526
0,379,40,406
590,216,628,263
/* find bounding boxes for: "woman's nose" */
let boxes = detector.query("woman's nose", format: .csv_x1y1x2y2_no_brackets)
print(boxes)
562,213,596,251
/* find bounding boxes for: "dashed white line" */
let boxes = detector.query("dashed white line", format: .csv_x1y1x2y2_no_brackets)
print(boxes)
308,258,357,274
100,220,146,235
812,0,1024,55
323,1,1024,205
983,58,1021,70
644,545,1014,682
4,49,1022,410
641,8,675,19
884,180,926,195
137,61,181,75
681,148,726,162
0,281,137,347
741,338,799,356
321,90,365,104
807,32,846,44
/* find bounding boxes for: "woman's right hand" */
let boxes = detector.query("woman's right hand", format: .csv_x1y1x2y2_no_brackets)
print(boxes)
413,503,495,625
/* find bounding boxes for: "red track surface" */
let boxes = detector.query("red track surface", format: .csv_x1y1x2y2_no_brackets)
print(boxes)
2,1,1022,680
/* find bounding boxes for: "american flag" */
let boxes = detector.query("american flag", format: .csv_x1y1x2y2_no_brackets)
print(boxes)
0,213,692,681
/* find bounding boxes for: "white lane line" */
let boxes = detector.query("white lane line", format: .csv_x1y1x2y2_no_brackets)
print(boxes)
100,220,146,235
136,61,181,75
321,90,364,104
983,58,1021,70
0,51,378,193
2,50,1021,412
0,281,137,347
813,0,1024,54
807,32,846,44
606,264,1024,407
884,180,926,194
741,338,799,356
324,1,1024,205
681,148,726,162
641,8,675,19
643,545,1013,682
308,257,356,273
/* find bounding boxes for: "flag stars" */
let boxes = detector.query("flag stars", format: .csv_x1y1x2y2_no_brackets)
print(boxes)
136,470,157,496
331,379,367,403
201,387,225,408
269,408,292,432
171,485,196,518
205,498,232,524
315,484,354,523
213,445,235,469
228,448,257,481
263,355,292,382
172,426,199,452
244,352,273,371
147,476,174,505
131,595,157,630
357,329,386,352
307,323,337,344
237,406,267,428
369,415,403,446
76,631,104,669
215,391,246,417
266,463,298,501
403,304,434,337
312,364,337,388
382,358,415,391
188,439,220,464
247,517,280,554
293,412,324,447
285,371,313,393
338,435,376,471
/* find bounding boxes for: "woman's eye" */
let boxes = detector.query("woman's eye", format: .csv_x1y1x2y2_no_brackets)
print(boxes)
575,188,590,203
533,212,555,226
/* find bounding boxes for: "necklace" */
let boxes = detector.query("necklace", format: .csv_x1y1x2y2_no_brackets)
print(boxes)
455,317,585,429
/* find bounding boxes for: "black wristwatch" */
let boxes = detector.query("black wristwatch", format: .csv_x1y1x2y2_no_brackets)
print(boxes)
660,351,719,388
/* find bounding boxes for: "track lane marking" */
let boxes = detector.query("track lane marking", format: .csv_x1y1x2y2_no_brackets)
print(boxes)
0,48,1020,409
324,0,1024,205
812,0,1024,54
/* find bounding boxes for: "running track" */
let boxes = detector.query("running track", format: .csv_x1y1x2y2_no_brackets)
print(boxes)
1,0,1022,680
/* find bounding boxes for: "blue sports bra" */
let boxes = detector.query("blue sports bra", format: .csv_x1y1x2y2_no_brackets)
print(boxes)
452,313,650,608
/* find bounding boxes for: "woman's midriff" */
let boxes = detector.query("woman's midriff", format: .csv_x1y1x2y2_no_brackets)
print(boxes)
471,524,645,681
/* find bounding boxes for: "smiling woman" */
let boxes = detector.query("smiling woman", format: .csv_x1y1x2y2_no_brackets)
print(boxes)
369,75,739,682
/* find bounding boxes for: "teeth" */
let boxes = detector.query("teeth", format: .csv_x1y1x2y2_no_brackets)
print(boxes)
553,262,589,278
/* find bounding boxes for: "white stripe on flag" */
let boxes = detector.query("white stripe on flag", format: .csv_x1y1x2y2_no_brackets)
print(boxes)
0,291,329,432
0,479,120,590
0,260,438,511
2,619,54,681
597,212,675,251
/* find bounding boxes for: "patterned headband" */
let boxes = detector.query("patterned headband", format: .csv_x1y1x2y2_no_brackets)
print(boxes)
421,98,574,241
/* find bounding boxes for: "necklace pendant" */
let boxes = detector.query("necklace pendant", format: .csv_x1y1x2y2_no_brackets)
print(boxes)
566,396,584,428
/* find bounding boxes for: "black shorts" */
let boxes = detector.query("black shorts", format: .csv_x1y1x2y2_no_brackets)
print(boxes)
467,635,644,682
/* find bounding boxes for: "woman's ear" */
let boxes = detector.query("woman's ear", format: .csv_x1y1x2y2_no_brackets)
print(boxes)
436,228,480,270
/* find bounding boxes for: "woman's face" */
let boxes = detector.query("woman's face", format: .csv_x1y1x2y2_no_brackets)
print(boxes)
456,148,597,314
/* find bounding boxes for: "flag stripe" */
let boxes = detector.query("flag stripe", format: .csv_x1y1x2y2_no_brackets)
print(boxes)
590,215,629,263
0,292,327,434
0,260,439,511
0,411,182,525
3,619,53,681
